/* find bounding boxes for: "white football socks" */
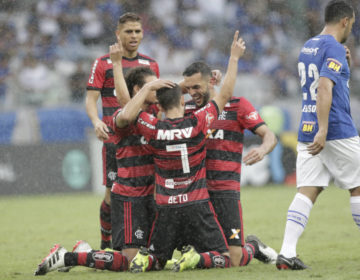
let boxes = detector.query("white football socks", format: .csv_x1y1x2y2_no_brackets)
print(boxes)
279,192,313,258
350,196,360,230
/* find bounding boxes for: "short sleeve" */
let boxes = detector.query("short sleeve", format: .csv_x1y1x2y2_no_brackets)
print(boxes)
237,98,265,132
136,111,158,142
320,43,346,84
87,58,105,90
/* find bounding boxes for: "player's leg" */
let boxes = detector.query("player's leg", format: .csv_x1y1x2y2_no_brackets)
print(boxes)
100,143,117,249
111,193,156,263
34,244,128,275
350,186,360,230
130,207,180,273
277,142,330,270
209,194,277,266
174,201,231,272
325,137,360,231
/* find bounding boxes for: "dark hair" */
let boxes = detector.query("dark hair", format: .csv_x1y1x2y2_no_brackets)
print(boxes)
156,84,182,111
125,67,156,97
118,12,142,25
325,0,354,24
182,61,212,78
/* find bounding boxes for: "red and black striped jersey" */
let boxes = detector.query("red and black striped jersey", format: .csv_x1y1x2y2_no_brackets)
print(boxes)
185,97,265,194
136,101,219,207
109,106,160,197
86,53,160,143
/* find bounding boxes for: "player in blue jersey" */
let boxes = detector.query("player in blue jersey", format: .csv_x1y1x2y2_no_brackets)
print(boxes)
277,0,360,270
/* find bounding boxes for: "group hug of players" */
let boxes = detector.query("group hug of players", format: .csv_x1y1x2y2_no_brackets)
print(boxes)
34,12,279,275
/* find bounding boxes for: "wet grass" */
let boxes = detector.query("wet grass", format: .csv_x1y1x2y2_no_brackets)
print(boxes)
0,185,359,280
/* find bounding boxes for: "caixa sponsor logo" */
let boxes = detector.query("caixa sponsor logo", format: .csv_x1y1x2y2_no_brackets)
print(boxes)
92,252,113,262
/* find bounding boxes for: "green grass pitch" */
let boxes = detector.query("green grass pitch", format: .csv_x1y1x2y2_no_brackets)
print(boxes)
1,185,359,280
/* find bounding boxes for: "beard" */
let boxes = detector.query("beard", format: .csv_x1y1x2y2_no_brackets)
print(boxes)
199,90,210,107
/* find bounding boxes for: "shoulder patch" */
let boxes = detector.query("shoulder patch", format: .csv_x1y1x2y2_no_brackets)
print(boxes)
326,58,342,73
245,111,259,121
138,59,150,65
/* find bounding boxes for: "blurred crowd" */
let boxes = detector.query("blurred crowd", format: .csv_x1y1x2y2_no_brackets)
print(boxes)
1,0,360,110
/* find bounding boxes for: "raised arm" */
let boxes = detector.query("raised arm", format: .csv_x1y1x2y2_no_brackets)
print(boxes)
110,35,131,107
115,79,175,128
213,31,245,112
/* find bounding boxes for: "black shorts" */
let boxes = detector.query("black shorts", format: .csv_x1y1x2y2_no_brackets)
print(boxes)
209,191,244,246
111,193,156,250
102,143,117,188
148,201,228,263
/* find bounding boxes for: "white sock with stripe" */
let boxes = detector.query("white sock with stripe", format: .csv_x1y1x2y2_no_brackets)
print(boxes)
350,196,360,230
279,193,313,258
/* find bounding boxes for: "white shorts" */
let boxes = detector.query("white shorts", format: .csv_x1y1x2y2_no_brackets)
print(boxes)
296,136,360,189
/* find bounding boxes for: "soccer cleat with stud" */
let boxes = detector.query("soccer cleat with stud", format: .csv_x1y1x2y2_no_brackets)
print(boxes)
164,258,178,270
34,244,67,276
276,254,308,270
58,240,92,272
130,247,150,273
245,235,278,264
172,245,201,272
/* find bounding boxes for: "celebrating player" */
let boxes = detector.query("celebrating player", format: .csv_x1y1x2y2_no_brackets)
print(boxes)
181,60,278,267
85,12,159,250
112,30,244,273
277,0,360,270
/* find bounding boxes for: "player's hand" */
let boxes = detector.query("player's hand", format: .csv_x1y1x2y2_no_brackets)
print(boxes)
230,30,246,60
307,131,326,155
210,70,222,86
243,147,266,165
344,45,351,67
94,120,110,141
109,35,124,64
146,79,176,91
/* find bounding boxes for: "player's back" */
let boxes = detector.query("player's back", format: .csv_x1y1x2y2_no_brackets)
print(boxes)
298,35,357,142
151,115,209,206
137,101,220,207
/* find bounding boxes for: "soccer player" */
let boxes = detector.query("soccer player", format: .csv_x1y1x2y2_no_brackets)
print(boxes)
114,30,245,273
276,0,360,270
85,12,159,250
34,71,172,277
109,40,173,262
181,62,278,267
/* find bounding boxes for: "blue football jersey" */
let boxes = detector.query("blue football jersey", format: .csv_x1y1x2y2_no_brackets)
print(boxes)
297,34,358,142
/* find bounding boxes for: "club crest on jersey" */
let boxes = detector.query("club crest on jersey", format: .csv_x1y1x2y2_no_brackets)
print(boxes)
326,58,342,73
205,112,215,127
301,121,315,134
138,59,150,65
245,111,259,121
